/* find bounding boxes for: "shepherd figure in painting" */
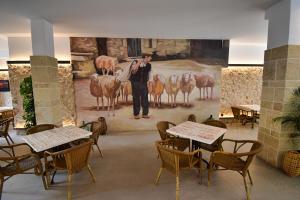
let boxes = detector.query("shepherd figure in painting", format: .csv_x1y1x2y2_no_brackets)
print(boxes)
130,55,152,119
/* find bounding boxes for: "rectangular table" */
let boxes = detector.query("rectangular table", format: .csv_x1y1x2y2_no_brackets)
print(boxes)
167,121,227,145
23,126,92,152
238,104,260,113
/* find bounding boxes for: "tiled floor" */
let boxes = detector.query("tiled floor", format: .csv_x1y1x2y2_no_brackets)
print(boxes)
1,124,300,200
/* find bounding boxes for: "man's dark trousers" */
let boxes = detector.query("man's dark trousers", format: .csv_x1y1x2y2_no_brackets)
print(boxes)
131,81,149,116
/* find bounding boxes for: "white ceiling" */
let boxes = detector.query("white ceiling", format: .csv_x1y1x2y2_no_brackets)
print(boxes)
0,0,279,43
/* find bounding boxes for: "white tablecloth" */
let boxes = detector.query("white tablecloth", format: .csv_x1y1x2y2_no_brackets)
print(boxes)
23,126,92,152
167,121,227,145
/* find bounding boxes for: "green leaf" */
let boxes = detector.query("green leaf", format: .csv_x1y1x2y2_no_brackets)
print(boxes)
20,76,36,129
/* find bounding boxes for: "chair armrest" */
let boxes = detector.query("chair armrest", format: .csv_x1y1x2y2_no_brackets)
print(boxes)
0,143,32,152
0,152,40,162
79,122,93,129
212,150,253,158
168,122,177,127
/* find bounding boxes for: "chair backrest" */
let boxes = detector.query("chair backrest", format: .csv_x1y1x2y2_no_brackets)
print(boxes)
156,121,175,140
0,117,13,136
204,119,227,129
1,110,14,119
187,114,196,122
26,124,57,135
231,107,241,119
156,140,178,174
64,140,93,173
80,120,105,143
91,121,105,142
202,119,227,150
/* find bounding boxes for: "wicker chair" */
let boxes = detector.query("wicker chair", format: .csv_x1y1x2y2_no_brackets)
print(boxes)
0,143,47,200
187,114,196,122
208,139,263,200
0,117,14,145
0,110,14,127
44,140,95,200
80,121,104,157
26,124,57,135
200,120,227,151
155,140,202,200
156,121,190,151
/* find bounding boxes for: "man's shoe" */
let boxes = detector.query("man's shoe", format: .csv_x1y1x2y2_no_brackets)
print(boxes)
134,115,140,119
142,115,150,119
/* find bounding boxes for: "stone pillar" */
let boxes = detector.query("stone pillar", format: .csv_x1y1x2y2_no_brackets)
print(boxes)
258,0,300,167
30,19,62,126
31,56,62,126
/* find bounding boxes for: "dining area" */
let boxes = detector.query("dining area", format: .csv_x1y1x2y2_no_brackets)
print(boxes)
155,115,263,200
0,119,104,200
0,116,299,200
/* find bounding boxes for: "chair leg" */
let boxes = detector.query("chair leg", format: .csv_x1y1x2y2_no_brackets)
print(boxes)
176,175,180,200
198,158,202,185
243,174,250,200
247,170,253,185
4,137,10,145
67,174,72,200
7,135,14,144
45,170,51,187
208,162,213,186
87,164,96,183
0,177,4,200
155,167,163,185
95,144,103,157
41,173,48,190
51,170,57,184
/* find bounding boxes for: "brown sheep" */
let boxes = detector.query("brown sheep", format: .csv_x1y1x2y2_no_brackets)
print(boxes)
147,80,154,103
95,55,118,75
152,74,165,107
90,74,104,110
165,74,180,107
194,74,215,100
180,73,195,106
101,75,122,116
121,81,132,104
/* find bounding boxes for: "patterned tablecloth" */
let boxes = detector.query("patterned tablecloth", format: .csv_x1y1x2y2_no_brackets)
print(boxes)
167,121,227,145
23,126,92,152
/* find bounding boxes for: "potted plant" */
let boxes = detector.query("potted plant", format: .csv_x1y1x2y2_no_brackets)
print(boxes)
274,87,300,176
20,76,36,129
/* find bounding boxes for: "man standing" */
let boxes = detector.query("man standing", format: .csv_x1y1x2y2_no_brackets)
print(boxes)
130,55,152,119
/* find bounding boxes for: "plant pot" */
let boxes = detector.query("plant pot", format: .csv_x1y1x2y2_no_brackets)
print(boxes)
282,151,300,177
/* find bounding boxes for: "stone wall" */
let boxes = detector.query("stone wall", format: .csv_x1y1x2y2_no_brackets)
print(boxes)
142,39,190,57
258,45,300,167
107,38,128,61
58,65,76,126
220,67,263,115
8,64,76,128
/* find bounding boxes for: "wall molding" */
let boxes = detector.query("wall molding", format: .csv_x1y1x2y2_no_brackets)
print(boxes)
228,64,263,67
7,60,70,64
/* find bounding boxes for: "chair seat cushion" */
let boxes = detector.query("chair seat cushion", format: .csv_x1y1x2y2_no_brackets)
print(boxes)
2,156,38,175
213,154,246,171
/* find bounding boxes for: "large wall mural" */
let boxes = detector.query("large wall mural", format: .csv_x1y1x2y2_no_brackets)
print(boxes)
70,37,229,132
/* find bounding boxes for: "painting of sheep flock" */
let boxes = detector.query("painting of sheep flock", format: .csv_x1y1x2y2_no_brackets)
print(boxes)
70,37,229,132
